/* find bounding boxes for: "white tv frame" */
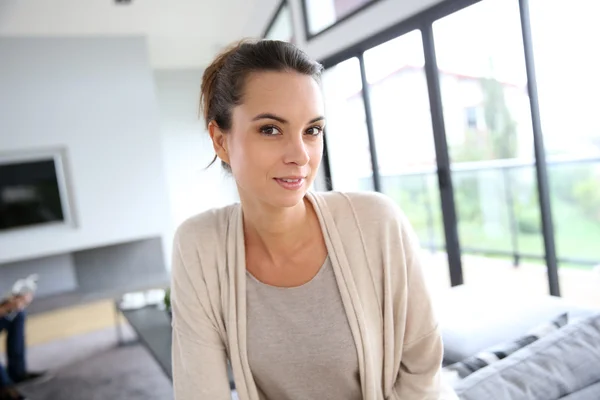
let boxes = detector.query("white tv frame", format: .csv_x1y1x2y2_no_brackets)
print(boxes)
0,147,76,232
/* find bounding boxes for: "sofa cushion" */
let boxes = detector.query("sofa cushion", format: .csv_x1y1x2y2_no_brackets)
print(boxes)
435,284,596,363
453,313,600,400
559,381,600,400
443,313,568,385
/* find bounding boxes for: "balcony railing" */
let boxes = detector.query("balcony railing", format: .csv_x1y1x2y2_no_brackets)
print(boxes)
370,155,600,268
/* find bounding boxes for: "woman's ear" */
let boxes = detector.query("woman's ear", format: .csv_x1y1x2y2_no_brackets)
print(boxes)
208,121,230,165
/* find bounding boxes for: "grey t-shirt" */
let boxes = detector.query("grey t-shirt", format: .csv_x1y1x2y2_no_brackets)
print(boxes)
246,257,362,400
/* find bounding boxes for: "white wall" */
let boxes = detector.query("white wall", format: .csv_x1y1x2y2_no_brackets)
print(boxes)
0,37,170,265
0,0,256,70
154,69,239,265
298,0,445,61
0,253,77,297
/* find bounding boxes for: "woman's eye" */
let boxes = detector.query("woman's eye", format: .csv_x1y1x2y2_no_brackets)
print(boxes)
306,126,323,136
260,126,282,136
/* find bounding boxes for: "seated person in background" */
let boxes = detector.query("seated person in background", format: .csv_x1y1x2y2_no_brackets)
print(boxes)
0,294,46,400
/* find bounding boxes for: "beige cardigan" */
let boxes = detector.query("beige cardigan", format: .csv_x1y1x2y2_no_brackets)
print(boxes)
171,191,457,400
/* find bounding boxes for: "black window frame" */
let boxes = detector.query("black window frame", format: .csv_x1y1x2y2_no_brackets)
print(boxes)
301,0,384,41
262,0,294,41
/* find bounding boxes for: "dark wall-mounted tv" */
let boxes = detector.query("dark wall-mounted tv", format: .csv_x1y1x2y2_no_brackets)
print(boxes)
0,153,70,231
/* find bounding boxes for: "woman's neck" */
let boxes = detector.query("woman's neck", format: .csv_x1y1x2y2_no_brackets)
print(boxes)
241,196,316,262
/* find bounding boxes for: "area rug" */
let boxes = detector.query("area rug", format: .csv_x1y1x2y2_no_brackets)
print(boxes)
5,325,173,400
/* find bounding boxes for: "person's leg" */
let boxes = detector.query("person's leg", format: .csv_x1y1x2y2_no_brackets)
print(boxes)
0,317,28,400
0,363,13,389
4,312,26,382
0,317,15,389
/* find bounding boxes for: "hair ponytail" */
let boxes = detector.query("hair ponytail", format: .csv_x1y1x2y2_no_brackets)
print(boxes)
200,41,244,128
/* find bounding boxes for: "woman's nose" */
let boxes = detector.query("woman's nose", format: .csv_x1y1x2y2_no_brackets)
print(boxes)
284,134,310,166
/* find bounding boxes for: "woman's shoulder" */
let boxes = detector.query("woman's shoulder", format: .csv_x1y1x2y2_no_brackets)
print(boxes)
315,191,415,245
173,203,239,249
316,190,403,221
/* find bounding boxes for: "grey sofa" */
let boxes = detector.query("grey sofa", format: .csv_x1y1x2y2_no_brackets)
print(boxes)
435,285,600,400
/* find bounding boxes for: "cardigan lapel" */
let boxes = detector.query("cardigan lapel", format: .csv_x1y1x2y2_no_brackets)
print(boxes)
307,192,378,400
226,204,259,400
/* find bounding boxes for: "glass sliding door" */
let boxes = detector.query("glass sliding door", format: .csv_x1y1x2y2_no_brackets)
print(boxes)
363,30,450,290
529,0,600,308
433,0,549,298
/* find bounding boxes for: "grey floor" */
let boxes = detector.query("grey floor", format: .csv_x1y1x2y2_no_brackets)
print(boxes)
3,325,173,400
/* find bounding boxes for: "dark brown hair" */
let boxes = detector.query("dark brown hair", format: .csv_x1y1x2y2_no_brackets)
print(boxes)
200,39,323,170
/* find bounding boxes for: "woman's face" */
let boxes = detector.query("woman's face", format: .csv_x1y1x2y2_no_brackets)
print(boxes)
216,71,325,210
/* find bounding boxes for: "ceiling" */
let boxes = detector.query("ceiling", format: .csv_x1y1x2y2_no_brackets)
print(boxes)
0,0,276,69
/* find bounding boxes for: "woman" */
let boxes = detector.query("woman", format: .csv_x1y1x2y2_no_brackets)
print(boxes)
171,39,455,400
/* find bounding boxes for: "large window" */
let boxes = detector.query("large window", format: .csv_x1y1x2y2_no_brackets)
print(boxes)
433,0,548,298
364,30,449,289
321,58,374,191
363,33,446,241
320,0,600,308
530,0,600,306
264,1,294,42
303,0,379,37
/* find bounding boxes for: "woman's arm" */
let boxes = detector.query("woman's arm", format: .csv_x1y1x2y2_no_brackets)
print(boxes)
171,234,232,399
391,214,457,400
0,298,13,318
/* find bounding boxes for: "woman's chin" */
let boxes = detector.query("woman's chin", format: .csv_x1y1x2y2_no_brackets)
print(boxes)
267,187,308,209
238,181,310,210
275,192,307,208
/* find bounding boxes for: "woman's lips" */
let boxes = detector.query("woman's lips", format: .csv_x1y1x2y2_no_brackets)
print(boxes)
274,177,305,190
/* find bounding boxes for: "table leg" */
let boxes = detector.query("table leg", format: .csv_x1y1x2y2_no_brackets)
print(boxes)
114,301,125,345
